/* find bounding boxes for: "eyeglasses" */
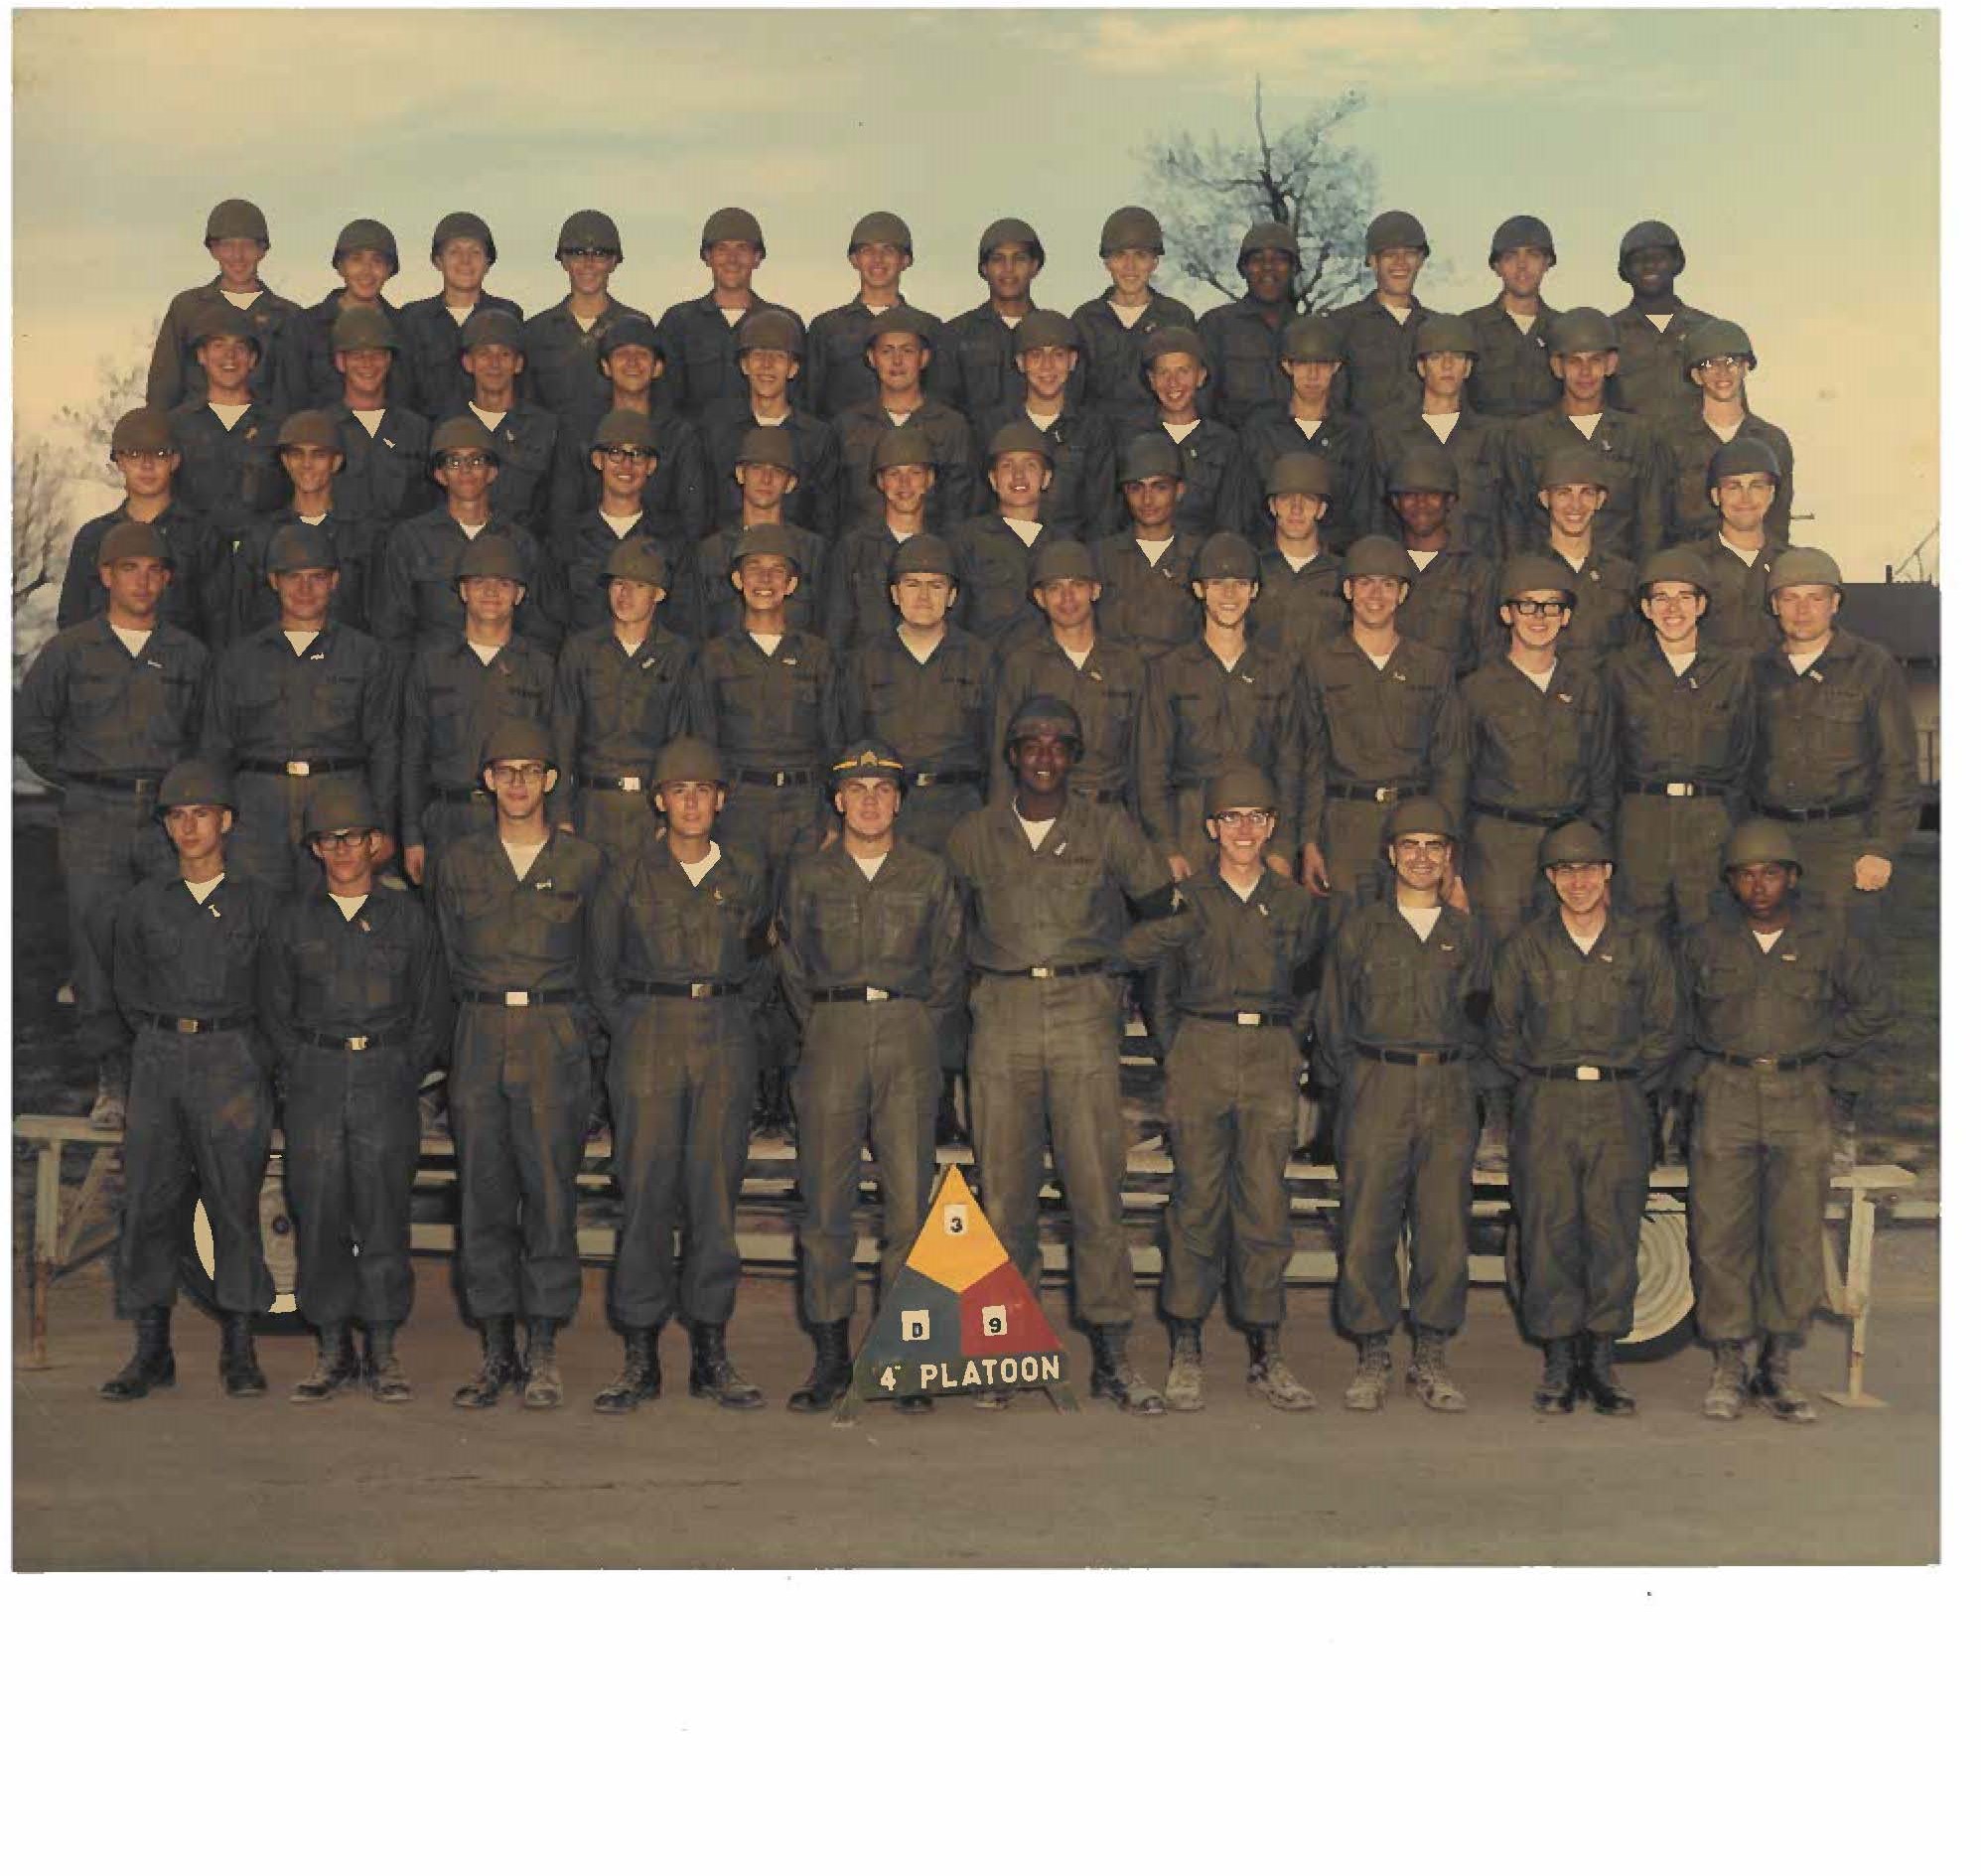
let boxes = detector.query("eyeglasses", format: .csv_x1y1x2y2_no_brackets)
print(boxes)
114,449,176,464
1645,589,1704,608
1508,599,1570,620
489,764,547,786
1693,356,1747,372
562,246,615,261
599,446,656,465
439,453,495,471
1214,809,1273,829
313,828,373,850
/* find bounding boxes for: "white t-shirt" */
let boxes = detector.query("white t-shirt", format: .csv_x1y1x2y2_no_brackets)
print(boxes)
331,893,367,923
185,874,225,906
1722,537,1761,567
1003,517,1044,548
1365,647,1393,671
351,407,385,436
1108,300,1146,328
1568,413,1602,440
1645,312,1674,334
1384,302,1413,325
1293,416,1322,440
748,631,784,656
1568,926,1600,955
1000,313,1024,331
1520,660,1558,692
459,520,487,541
1400,904,1441,940
1787,649,1825,675
600,510,640,539
1509,312,1537,335
886,408,914,427
1016,811,1055,850
469,639,502,666
1754,927,1783,954
1161,419,1200,443
283,630,320,656
860,302,898,317
294,510,328,527
1707,419,1743,445
1661,647,1699,676
853,852,887,881
468,404,506,432
1422,411,1460,443
720,306,746,327
681,842,722,887
220,289,260,312
1135,537,1172,566
502,837,547,882
573,314,598,334
207,401,250,432
897,626,942,664
1061,643,1091,671
1211,644,1243,672
1555,548,1588,574
887,524,917,545
1024,405,1062,432
446,304,474,327
111,627,150,657
1281,549,1318,573
1225,873,1260,903
1407,548,1438,572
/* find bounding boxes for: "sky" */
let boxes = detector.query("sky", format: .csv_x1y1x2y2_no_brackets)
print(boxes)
9,6,1940,580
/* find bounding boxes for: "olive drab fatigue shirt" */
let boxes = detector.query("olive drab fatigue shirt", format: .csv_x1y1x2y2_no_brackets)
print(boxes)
148,278,299,411
325,402,434,527
1233,406,1377,554
58,501,229,648
1608,637,1755,804
396,290,528,420
1461,299,1559,421
776,839,965,1029
992,623,1150,810
1069,291,1199,431
1145,864,1327,1056
550,622,705,787
658,289,807,426
434,825,606,1017
1091,530,1206,659
1486,909,1681,1089
399,632,556,846
586,838,767,1031
1315,895,1491,1087
16,616,209,786
1461,650,1618,832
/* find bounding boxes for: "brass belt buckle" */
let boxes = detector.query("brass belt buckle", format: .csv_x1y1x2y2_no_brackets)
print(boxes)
1664,782,1692,797
1753,1055,1778,1070
1236,1011,1262,1027
349,1035,369,1051
1576,1064,1600,1082
690,982,712,999
865,986,890,1002
503,990,529,1007
175,1017,201,1035
1029,965,1051,979
617,776,641,792
1416,1051,1439,1068
1374,786,1396,802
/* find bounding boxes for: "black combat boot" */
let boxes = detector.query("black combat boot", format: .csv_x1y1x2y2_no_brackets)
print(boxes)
521,1317,563,1409
453,1315,520,1409
1532,1337,1578,1415
933,1075,969,1148
362,1323,412,1402
785,1320,853,1413
219,1311,267,1398
1295,1090,1337,1166
689,1322,765,1409
1751,1334,1816,1425
1245,1325,1317,1411
752,1071,794,1142
289,1322,358,1402
593,1326,662,1414
1579,1332,1637,1416
1164,1321,1205,1412
1089,1324,1166,1415
99,1306,175,1401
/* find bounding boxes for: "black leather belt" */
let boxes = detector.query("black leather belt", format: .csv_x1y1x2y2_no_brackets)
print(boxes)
980,960,1110,980
433,785,492,804
461,988,577,1007
1705,1049,1823,1072
582,773,648,793
1087,786,1126,805
624,979,744,1000
63,771,162,795
815,985,920,1003
913,770,984,790
237,757,363,779
1331,782,1419,805
296,1024,409,1052
142,1012,252,1035
1470,802,1579,828
735,767,816,788
1357,1042,1465,1067
1628,781,1731,799
1188,1010,1293,1029
1528,1064,1641,1082
1757,797,1871,824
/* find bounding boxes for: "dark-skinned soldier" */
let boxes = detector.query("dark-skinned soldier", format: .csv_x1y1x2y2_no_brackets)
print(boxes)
166,302,283,550
398,212,523,420
99,759,281,1402
323,305,433,527
1070,206,1199,432
433,720,606,1412
1462,215,1559,420
540,410,682,645
805,212,943,421
1113,327,1246,541
1246,454,1347,662
1687,437,1782,651
549,535,705,870
685,426,825,644
945,421,1075,651
1200,219,1302,435
1143,762,1327,1412
1091,431,1205,658
823,425,938,652
260,781,451,1403
1677,820,1894,1422
778,741,965,1413
1232,312,1375,555
934,217,1045,426
586,736,769,1412
520,210,641,444
17,519,210,1129
1659,319,1795,549
201,524,398,895
945,695,1189,1413
1529,445,1639,665
1373,314,1506,560
835,305,979,532
701,308,842,542
657,207,808,427
1610,219,1717,427
1489,819,1679,1415
278,216,406,416
1315,795,1489,1412
1385,445,1499,676
147,198,297,411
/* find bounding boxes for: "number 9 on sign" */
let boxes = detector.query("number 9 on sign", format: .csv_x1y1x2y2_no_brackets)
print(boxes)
981,1305,1008,1339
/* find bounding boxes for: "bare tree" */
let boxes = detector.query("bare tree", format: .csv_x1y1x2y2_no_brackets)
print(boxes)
1141,78,1376,314
13,435,72,613
56,331,154,489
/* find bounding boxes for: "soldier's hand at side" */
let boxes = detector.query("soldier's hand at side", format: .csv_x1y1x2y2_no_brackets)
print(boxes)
403,843,427,887
1301,842,1330,897
372,831,397,866
1443,870,1472,913
820,826,840,851
1854,854,1893,892
1265,852,1293,881
1167,852,1193,882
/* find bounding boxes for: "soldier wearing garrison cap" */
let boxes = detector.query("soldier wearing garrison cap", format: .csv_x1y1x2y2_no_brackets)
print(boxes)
1527,443,1638,665
944,421,1076,650
586,733,771,1413
1462,215,1561,420
1200,219,1305,434
834,306,980,533
148,198,298,412
1688,436,1784,650
686,425,826,645
1611,219,1718,426
323,304,434,527
1112,325,1247,543
1334,210,1438,420
934,217,1047,425
397,212,524,419
976,309,1115,538
1247,451,1348,661
1372,313,1507,563
1069,206,1199,431
521,211,642,446
777,738,966,1413
702,306,842,542
658,207,807,428
1657,318,1796,548
1233,311,1376,556
277,217,405,416
805,212,943,421
823,424,938,652
1382,441,1501,677
1488,818,1679,1415
167,302,284,548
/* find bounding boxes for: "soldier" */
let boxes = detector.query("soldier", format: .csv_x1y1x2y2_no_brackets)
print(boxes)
58,407,227,647
1462,215,1559,421
978,310,1113,538
1247,454,1347,660
201,524,397,894
686,427,825,644
549,535,703,869
945,421,1074,650
432,720,606,1411
1385,445,1499,676
1611,219,1717,426
1660,319,1795,548
1488,819,1679,1415
701,308,841,542
439,308,567,537
1201,220,1303,435
823,426,933,652
556,312,712,542
657,207,806,427
586,736,769,1412
1374,314,1505,560
1091,431,1206,657
323,305,434,527
834,306,978,532
945,695,1188,1412
1116,327,1245,541
99,759,281,1401
147,198,297,412
1137,532,1313,883
166,303,282,549
259,780,451,1403
806,212,942,422
541,410,684,645
1297,535,1466,926
840,535,995,854
400,533,556,886
1502,308,1668,564
1337,210,1437,419
1233,312,1375,554
1688,437,1782,650
1070,206,1198,432
1528,445,1637,664
279,217,405,416
521,210,640,442
1315,795,1489,1412
17,520,210,1128
1678,821,1894,1421
778,741,966,1413
1144,762,1327,1412
935,217,1045,426
398,212,523,420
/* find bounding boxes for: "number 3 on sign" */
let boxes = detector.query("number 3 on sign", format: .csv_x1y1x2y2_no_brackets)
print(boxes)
943,1204,967,1235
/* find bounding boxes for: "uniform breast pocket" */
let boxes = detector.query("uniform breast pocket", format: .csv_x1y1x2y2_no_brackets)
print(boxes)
147,669,200,742
522,888,585,962
305,672,363,735
1380,676,1439,749
363,933,413,1009
1807,689,1866,765
626,889,686,972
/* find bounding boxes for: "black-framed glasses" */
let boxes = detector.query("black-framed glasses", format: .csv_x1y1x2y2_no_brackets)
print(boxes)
1508,599,1570,620
1214,809,1274,829
439,453,495,471
314,828,374,850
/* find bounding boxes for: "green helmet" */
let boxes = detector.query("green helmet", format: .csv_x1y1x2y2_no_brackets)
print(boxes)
1618,218,1686,279
331,305,397,354
1413,313,1478,360
1005,693,1083,757
1365,210,1429,256
1029,539,1098,586
872,426,936,474
1012,309,1078,354
1117,432,1184,484
109,407,175,457
1499,552,1577,604
189,302,261,353
460,308,525,355
1766,546,1844,595
302,779,381,845
480,719,552,769
652,737,724,790
1635,547,1712,597
1342,536,1416,584
978,216,1044,269
866,304,931,349
266,524,338,575
1193,532,1260,583
1709,437,1782,486
556,210,622,257
1279,313,1344,363
595,313,661,360
458,534,525,587
1098,206,1164,256
96,519,171,568
1537,444,1614,493
1386,445,1459,498
1722,819,1798,873
848,211,913,257
1266,453,1333,500
431,211,495,262
1549,308,1620,357
735,308,802,357
205,199,269,246
1140,325,1205,369
157,759,235,815
430,416,495,462
736,425,799,474
1488,215,1555,265
986,419,1055,465
277,409,342,453
1539,819,1610,869
1384,796,1456,842
605,537,670,589
590,409,657,455
731,522,802,570
888,533,958,583
1684,317,1758,371
1238,220,1301,267
701,207,766,255
333,217,398,273
1206,763,1277,817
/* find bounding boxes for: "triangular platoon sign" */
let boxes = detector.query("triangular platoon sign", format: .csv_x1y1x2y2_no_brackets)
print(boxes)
838,1166,1076,1419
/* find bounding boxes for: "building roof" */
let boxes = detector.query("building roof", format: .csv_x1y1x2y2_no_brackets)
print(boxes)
1842,582,1938,661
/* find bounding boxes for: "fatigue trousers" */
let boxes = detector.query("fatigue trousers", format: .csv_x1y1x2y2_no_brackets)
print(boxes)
717,778,822,1075
1509,1077,1653,1339
58,784,177,1061
1318,796,1394,934
1465,813,1557,945
449,1004,591,1323
282,1041,422,1328
1779,812,1892,1094
793,999,938,1324
1334,1055,1477,1336
968,972,1136,1327
1161,1017,1300,1326
607,995,756,1329
568,783,658,871
1688,1060,1831,1342
229,771,338,896
1615,794,1734,937
116,1027,275,1316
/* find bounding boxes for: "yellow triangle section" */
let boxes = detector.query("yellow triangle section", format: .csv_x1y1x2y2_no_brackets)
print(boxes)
903,1166,1010,1295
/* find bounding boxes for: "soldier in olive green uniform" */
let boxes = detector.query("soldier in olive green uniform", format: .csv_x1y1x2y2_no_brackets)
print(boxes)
1336,211,1437,419
148,198,297,412
1317,796,1489,1412
1659,320,1794,548
686,426,826,644
541,410,687,644
1201,221,1304,434
658,207,807,428
1610,220,1717,427
834,305,979,533
166,303,283,549
1145,764,1326,1412
398,211,524,421
1247,455,1347,660
702,308,842,542
823,425,938,652
1679,821,1895,1422
1070,207,1199,433
279,217,406,416
1091,432,1206,657
1384,446,1499,675
324,305,434,527
1529,446,1639,664
805,212,943,422
1112,327,1246,542
1233,312,1375,555
1488,820,1679,1416
587,737,770,1413
1687,438,1781,652
1373,315,1506,560
1462,215,1559,421
979,309,1116,539
521,211,641,444
934,217,1045,427
945,421,1075,651
778,742,965,1413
